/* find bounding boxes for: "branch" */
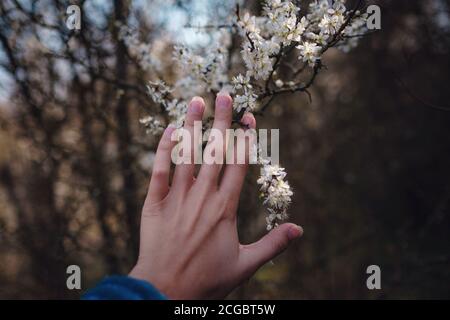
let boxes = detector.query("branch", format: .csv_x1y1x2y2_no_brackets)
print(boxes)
256,0,365,113
320,0,365,54
259,62,321,101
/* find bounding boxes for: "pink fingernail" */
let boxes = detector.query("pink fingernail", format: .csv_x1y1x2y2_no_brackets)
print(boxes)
216,93,231,109
190,97,204,113
287,225,303,240
241,114,254,127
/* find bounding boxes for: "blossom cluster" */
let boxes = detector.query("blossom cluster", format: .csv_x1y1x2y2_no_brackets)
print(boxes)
146,80,188,130
232,74,257,113
232,0,368,112
139,116,164,136
257,156,293,230
306,0,369,53
120,0,368,231
173,31,230,98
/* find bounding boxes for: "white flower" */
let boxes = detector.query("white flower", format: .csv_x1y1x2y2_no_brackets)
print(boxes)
275,79,284,88
318,14,334,33
265,179,293,209
165,99,188,127
296,41,322,66
238,12,260,35
232,74,252,91
257,154,292,230
146,81,187,127
307,0,331,23
146,80,172,105
338,12,369,52
264,0,300,45
318,8,345,35
308,0,347,37
241,38,278,80
234,91,258,113
305,31,329,46
173,37,229,92
139,116,164,135
290,17,309,42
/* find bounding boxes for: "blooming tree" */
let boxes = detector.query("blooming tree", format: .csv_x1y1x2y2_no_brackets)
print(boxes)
120,0,368,230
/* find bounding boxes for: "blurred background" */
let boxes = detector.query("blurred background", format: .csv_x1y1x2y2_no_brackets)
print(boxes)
0,0,449,299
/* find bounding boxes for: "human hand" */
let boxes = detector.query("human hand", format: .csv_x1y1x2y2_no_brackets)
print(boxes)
129,92,303,299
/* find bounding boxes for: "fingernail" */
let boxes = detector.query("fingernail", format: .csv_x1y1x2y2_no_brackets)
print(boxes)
241,113,255,128
216,92,232,109
190,97,204,113
287,225,303,240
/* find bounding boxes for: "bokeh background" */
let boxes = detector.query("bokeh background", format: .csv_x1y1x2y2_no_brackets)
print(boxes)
0,0,449,299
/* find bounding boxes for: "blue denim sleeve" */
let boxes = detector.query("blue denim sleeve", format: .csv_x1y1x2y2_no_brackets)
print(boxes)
82,275,167,300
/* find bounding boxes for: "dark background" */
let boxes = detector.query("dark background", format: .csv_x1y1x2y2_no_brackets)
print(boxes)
0,0,449,299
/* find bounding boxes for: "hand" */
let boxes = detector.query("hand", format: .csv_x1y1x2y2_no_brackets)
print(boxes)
129,92,303,299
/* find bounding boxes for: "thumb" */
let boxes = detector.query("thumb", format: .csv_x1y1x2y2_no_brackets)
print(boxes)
238,223,303,278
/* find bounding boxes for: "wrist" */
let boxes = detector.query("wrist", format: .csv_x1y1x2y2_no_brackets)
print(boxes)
129,263,174,299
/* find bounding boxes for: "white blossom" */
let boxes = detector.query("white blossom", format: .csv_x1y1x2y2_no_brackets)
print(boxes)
263,0,301,45
233,91,258,113
305,31,329,46
232,73,258,113
257,155,292,230
139,116,164,135
240,38,279,80
338,12,369,52
296,41,322,66
146,80,172,105
173,31,229,93
275,79,284,88
146,80,187,127
232,73,252,91
307,0,332,23
237,12,260,35
318,2,347,35
291,17,309,42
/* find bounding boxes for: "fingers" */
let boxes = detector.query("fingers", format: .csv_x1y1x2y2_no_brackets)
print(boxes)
238,223,303,278
172,97,205,190
147,126,177,202
219,113,256,202
197,92,233,184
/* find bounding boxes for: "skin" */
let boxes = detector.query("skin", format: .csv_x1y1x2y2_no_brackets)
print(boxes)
129,92,303,299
